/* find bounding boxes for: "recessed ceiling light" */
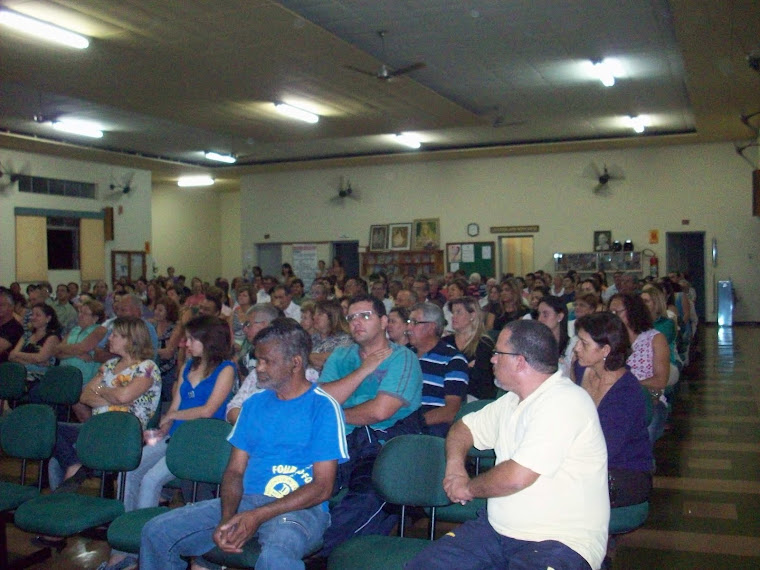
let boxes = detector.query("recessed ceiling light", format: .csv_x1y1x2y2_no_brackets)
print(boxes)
626,115,651,133
178,175,214,187
392,133,422,149
204,151,237,164
592,58,623,87
0,9,89,49
274,103,319,124
52,119,103,138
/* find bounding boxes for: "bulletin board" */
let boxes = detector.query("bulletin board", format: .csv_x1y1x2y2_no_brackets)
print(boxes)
446,241,496,278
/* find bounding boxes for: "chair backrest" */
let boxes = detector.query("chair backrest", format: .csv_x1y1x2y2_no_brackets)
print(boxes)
77,411,143,473
0,362,27,401
372,434,450,507
1,404,56,460
38,365,83,405
454,398,494,423
166,418,233,484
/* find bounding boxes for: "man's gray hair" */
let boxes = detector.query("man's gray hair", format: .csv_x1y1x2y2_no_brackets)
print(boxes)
248,302,281,322
123,293,143,313
503,320,558,375
411,301,445,337
253,317,312,369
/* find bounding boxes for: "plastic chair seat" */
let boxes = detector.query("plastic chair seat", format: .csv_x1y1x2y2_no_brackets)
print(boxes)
328,535,431,569
15,494,125,536
609,501,649,535
107,506,169,553
0,482,40,512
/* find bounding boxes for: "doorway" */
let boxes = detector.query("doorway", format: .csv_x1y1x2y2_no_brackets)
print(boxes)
255,244,282,277
666,232,705,321
499,236,534,279
332,241,360,278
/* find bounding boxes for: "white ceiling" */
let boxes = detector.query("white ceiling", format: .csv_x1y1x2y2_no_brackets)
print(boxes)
0,0,758,188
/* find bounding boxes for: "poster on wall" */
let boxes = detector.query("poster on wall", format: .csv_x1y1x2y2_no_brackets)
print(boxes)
292,244,318,289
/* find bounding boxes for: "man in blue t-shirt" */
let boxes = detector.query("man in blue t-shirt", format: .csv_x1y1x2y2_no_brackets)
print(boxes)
317,293,423,556
141,319,348,569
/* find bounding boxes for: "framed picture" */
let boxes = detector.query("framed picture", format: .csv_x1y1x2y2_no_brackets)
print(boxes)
369,224,389,251
413,218,440,250
594,230,612,252
389,223,412,250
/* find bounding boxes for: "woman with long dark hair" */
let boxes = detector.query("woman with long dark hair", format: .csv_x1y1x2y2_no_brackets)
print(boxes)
9,302,62,385
537,295,573,376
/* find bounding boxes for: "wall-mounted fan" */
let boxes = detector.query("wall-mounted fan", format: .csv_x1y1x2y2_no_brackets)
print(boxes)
329,177,360,204
344,31,426,81
583,162,625,193
102,171,135,199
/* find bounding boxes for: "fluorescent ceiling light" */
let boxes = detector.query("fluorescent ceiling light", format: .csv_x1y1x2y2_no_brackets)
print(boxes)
0,9,89,49
274,103,319,124
392,133,422,149
626,115,651,133
52,119,103,138
592,58,623,87
204,151,237,164
178,175,215,187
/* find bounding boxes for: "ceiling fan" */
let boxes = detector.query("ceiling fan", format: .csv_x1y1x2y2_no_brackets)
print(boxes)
584,162,625,193
344,31,426,81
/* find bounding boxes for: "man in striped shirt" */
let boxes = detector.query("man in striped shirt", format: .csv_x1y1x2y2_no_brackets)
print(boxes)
407,302,469,437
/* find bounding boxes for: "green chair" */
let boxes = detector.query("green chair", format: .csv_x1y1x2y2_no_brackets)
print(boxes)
37,366,83,421
456,399,496,475
14,411,142,547
328,434,451,570
0,362,27,414
106,418,233,556
0,404,57,568
609,501,649,535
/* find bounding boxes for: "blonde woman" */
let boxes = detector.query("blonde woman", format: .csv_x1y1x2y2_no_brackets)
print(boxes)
442,296,495,399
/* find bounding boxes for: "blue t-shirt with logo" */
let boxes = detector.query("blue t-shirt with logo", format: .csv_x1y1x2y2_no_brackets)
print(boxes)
228,384,348,506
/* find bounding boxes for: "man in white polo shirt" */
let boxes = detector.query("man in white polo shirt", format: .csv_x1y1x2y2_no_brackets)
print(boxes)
406,319,609,570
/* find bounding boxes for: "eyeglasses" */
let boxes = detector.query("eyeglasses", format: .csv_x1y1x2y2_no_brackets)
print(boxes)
492,350,521,358
243,320,270,329
407,319,433,326
346,310,374,322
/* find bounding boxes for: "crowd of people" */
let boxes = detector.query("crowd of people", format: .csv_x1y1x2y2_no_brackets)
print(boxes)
0,262,699,569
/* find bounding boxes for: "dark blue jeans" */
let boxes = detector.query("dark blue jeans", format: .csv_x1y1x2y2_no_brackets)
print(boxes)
404,509,592,570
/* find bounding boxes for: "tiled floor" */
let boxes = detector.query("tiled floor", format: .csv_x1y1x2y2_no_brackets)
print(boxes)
2,325,759,568
614,325,760,569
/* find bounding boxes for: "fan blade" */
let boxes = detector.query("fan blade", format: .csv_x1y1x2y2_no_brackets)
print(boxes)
344,64,380,78
387,62,426,78
582,162,603,180
606,164,626,180
593,182,606,193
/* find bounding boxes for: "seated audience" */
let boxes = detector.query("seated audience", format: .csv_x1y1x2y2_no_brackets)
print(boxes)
386,306,411,347
309,299,352,371
231,283,256,345
271,284,302,322
9,303,61,388
299,300,318,338
407,302,469,437
0,288,25,364
443,296,496,400
572,312,653,509
537,296,574,377
123,316,234,514
151,296,182,403
51,317,161,496
609,293,670,443
488,279,528,330
52,283,78,334
54,299,107,386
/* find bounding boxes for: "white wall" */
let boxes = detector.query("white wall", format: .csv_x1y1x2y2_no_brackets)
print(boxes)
240,142,760,322
0,147,152,286
220,191,242,280
151,183,222,282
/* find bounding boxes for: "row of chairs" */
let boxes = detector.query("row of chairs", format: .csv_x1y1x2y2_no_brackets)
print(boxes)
0,363,82,421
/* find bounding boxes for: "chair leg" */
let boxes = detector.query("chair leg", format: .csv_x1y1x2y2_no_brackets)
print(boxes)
1,511,52,570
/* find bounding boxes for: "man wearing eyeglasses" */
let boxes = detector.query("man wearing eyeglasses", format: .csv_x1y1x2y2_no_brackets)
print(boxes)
406,302,469,437
317,293,423,557
406,319,609,570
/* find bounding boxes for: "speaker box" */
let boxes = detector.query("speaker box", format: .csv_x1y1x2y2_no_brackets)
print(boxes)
103,206,114,240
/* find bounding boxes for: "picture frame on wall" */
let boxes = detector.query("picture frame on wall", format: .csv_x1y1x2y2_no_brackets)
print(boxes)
413,218,440,250
369,224,389,251
594,230,612,251
389,223,412,250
